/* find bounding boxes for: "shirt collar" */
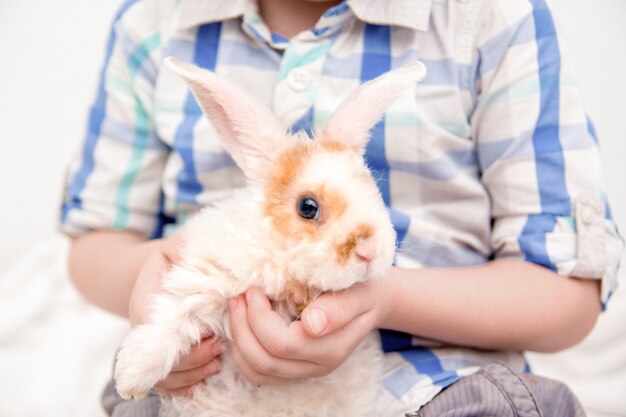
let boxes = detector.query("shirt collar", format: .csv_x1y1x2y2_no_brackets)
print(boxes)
348,0,433,31
174,0,433,32
173,0,256,31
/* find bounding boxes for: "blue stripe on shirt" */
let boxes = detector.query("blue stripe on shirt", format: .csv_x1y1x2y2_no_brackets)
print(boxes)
327,50,475,92
519,0,569,271
290,107,315,137
61,0,138,222
116,29,159,85
218,39,281,70
477,123,598,171
380,329,413,352
150,192,177,239
173,22,222,204
362,25,422,367
398,234,488,268
390,149,478,182
400,348,460,388
478,13,536,75
361,25,392,202
360,25,412,253
586,115,599,145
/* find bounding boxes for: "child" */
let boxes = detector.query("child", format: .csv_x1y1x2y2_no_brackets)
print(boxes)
62,0,623,415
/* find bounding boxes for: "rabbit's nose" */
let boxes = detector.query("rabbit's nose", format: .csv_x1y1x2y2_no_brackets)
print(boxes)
355,238,376,263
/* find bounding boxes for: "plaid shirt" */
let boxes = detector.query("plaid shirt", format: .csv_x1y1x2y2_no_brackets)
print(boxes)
61,0,623,410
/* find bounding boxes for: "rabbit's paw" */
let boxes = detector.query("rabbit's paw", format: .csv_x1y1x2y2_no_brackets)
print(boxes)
116,384,149,401
114,348,161,400
114,327,173,400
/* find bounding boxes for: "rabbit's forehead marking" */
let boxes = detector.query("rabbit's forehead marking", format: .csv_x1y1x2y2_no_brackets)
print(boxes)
264,139,353,206
268,144,311,191
263,139,377,245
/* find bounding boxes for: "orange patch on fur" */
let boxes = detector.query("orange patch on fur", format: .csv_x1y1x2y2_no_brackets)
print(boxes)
335,224,374,264
264,143,318,239
272,279,319,319
314,183,348,220
319,139,347,153
263,139,354,245
278,279,310,305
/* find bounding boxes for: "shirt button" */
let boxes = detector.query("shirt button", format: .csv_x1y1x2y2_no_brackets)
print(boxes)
580,206,597,225
287,68,311,91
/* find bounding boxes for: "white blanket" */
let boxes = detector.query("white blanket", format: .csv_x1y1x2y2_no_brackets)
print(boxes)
0,235,128,417
0,234,624,417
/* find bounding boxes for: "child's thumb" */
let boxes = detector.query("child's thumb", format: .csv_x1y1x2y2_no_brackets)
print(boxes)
303,306,330,336
302,288,370,337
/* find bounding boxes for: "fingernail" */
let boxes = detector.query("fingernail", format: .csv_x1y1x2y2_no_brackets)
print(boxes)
228,297,238,310
306,307,328,336
212,341,223,355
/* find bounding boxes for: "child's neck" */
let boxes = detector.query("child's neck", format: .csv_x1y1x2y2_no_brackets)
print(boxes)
258,0,343,39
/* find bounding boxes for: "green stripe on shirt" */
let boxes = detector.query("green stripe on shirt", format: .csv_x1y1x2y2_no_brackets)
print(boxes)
112,32,161,229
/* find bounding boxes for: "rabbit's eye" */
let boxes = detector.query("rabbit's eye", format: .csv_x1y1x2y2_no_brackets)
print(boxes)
298,197,319,221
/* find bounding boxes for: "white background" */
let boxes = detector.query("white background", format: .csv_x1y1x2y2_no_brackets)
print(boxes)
0,1,624,416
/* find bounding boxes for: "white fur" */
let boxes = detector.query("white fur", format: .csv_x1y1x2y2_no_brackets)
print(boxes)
114,58,426,417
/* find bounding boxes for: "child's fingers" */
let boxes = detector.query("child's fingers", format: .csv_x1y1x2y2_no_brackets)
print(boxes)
169,385,194,398
229,341,287,386
229,293,320,381
156,358,221,391
172,337,222,372
157,384,193,398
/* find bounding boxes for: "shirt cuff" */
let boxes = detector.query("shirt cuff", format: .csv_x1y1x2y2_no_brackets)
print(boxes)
493,192,623,307
59,197,158,240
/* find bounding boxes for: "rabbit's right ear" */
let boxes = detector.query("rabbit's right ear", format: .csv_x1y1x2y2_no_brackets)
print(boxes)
165,57,288,183
320,62,427,153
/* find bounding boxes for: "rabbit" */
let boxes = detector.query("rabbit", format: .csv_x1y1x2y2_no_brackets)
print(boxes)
113,56,427,417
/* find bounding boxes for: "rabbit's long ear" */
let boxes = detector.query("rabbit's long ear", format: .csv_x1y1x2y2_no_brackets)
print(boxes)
165,57,287,182
320,62,427,153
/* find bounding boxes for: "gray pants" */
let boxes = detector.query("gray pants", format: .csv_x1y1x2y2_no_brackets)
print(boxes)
412,362,586,417
102,362,586,417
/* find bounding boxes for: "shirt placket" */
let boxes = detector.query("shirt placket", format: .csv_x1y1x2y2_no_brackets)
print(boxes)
240,5,352,135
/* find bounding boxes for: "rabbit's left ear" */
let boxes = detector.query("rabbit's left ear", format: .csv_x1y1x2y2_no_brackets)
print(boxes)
165,57,288,183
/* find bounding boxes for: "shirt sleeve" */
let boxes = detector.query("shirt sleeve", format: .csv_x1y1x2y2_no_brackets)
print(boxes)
60,0,169,239
471,0,623,305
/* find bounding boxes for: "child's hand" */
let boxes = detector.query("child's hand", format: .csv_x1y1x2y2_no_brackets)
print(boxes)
128,235,182,328
154,335,223,397
127,235,222,397
227,284,384,386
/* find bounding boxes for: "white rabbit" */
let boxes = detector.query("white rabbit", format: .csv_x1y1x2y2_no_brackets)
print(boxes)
114,57,427,417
